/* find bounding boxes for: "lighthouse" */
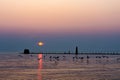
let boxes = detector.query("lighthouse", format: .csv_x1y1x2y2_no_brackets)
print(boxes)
75,46,78,55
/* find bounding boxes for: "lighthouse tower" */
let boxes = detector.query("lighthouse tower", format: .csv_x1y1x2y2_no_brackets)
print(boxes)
75,46,78,55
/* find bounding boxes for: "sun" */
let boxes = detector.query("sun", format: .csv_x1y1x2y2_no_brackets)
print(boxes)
38,41,44,46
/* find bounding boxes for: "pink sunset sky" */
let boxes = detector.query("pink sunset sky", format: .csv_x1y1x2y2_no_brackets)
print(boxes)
0,0,120,36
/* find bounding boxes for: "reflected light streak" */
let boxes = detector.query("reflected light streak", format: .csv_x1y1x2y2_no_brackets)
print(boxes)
38,54,43,80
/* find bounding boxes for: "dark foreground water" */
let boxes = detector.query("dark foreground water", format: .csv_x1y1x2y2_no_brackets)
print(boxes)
0,53,120,80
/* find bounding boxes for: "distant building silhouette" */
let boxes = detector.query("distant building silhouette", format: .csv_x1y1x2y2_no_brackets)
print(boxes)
24,49,30,54
75,46,78,55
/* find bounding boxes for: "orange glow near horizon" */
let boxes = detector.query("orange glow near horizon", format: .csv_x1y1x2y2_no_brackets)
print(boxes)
0,0,120,35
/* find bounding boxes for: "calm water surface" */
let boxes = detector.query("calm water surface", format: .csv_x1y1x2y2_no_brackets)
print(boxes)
0,53,120,80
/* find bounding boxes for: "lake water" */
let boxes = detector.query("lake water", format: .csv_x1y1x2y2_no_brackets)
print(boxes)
0,53,120,80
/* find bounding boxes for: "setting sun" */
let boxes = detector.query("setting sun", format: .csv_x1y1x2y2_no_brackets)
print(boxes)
38,42,44,46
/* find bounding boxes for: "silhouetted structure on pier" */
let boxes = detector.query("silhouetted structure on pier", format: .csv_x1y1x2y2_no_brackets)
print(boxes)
24,49,30,54
75,46,78,55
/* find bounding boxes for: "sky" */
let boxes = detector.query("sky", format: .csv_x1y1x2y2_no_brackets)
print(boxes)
0,0,120,53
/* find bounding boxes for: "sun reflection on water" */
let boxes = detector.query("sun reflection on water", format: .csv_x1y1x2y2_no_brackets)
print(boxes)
38,54,43,80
